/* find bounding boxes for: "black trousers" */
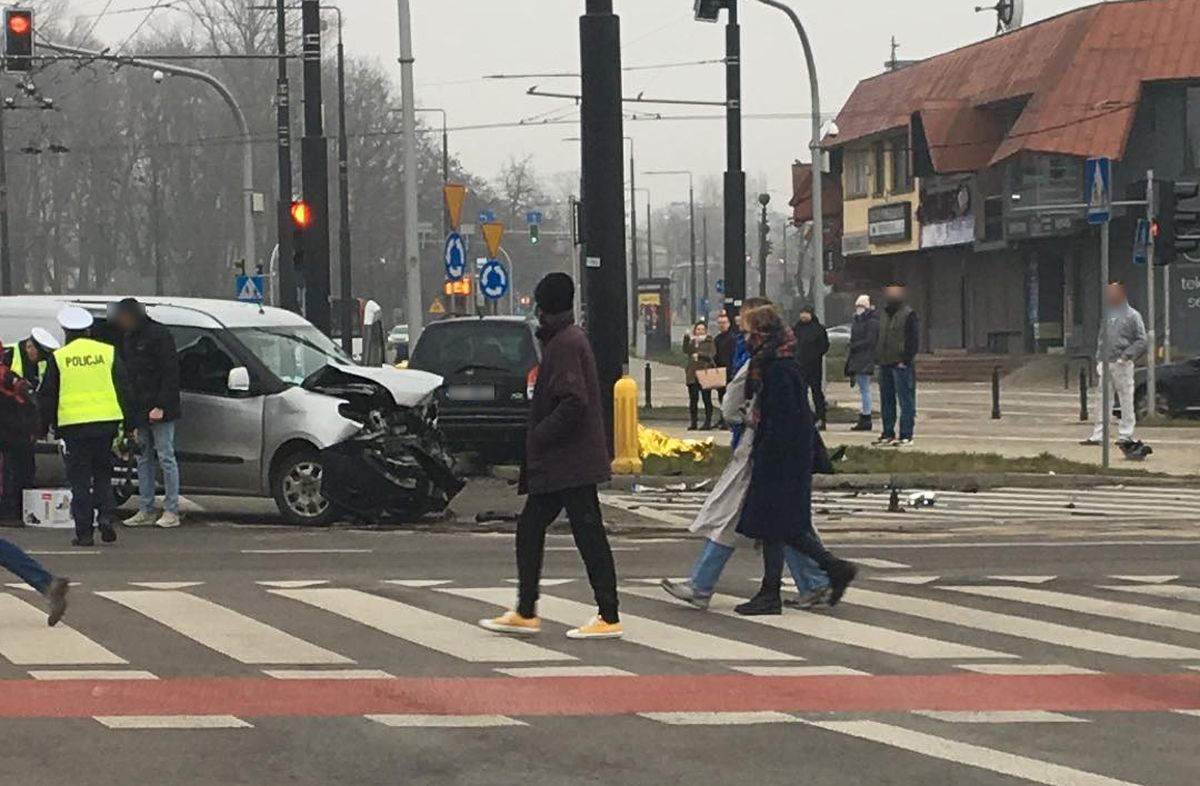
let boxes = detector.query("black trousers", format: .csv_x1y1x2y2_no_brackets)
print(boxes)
687,383,714,426
63,434,115,541
0,444,35,516
759,530,833,596
516,485,619,623
810,383,828,424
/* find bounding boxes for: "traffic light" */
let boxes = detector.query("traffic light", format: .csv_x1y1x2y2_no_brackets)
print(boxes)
759,220,773,257
1161,181,1200,264
529,224,540,245
694,0,725,22
4,8,33,73
290,199,313,230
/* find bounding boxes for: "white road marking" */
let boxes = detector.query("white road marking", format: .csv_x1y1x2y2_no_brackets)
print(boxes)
255,580,330,589
28,551,101,556
544,546,640,552
625,588,1011,660
731,666,870,677
273,588,572,663
95,715,253,729
4,583,38,591
495,666,635,677
804,719,1141,786
845,558,910,569
447,587,800,662
29,670,157,680
1103,584,1200,603
0,594,126,665
1173,709,1200,717
97,590,351,665
869,576,940,585
1108,575,1179,584
988,576,1057,584
128,582,204,590
913,710,1087,723
955,664,1099,676
263,669,393,679
944,585,1200,635
504,578,575,586
640,711,801,726
848,588,1200,659
240,549,372,554
383,580,452,588
838,540,1200,550
366,715,526,728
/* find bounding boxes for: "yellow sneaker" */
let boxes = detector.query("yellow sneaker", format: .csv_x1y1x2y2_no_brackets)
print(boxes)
479,611,541,636
566,615,623,640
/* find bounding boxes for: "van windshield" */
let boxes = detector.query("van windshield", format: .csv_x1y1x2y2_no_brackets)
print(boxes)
230,326,352,385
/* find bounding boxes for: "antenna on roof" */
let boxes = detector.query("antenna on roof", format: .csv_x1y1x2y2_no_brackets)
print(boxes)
975,0,1024,35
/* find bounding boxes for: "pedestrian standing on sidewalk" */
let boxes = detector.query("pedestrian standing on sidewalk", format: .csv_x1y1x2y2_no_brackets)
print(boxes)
845,294,879,432
112,299,183,529
874,284,920,447
480,273,622,641
1082,281,1147,447
712,312,735,428
0,329,59,523
683,320,717,430
793,305,830,430
734,303,857,616
38,307,132,548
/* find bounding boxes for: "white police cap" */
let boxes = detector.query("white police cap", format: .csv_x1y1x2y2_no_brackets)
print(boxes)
57,306,94,332
30,326,61,351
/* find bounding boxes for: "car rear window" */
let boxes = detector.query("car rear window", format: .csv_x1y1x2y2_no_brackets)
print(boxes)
410,321,537,376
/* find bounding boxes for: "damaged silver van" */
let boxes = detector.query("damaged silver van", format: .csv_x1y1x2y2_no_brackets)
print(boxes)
0,296,463,526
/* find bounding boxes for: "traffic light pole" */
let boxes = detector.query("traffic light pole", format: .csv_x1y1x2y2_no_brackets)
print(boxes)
1100,219,1111,470
300,0,332,335
0,98,11,295
723,0,747,319
334,9,353,354
1145,170,1156,418
396,0,423,342
275,0,296,312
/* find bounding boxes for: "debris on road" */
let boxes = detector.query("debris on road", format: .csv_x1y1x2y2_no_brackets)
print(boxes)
907,491,938,508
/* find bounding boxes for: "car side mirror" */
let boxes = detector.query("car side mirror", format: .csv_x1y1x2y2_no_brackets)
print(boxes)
227,366,251,393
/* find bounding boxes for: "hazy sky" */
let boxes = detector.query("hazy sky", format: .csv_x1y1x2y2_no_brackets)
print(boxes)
72,0,1095,207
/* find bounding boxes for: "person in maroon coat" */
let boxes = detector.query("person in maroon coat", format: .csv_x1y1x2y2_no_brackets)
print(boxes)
480,273,623,640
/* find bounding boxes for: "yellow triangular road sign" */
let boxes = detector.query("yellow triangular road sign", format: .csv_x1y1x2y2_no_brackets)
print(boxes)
482,222,505,259
429,298,447,315
444,184,467,231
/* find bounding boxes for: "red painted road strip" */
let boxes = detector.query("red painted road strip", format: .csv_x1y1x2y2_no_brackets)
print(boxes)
2,673,1200,719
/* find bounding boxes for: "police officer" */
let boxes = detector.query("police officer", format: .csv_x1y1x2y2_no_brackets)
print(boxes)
37,307,131,547
1,328,60,523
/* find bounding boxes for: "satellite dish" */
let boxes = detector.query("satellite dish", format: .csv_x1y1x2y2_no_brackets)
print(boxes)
976,0,1024,34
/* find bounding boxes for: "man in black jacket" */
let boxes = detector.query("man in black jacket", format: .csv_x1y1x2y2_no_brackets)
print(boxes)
712,312,735,427
112,299,183,529
874,284,920,447
793,305,830,429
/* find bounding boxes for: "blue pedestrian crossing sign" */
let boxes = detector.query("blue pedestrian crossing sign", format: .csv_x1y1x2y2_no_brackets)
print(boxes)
715,278,725,295
526,211,544,226
1086,157,1112,225
235,275,265,305
479,259,509,301
444,232,468,281
1133,218,1150,265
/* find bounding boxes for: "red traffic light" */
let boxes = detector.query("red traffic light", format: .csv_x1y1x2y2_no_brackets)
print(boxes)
290,200,312,229
7,12,30,36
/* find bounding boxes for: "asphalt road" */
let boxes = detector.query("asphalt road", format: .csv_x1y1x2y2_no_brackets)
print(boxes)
2,513,1199,786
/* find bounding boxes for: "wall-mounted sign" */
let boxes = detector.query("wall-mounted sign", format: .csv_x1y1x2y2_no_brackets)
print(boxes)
842,232,870,257
868,203,912,245
919,176,975,249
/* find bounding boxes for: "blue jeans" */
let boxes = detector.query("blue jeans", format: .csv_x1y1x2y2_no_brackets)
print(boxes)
855,373,873,416
137,421,180,514
0,538,52,594
690,539,828,595
879,364,916,440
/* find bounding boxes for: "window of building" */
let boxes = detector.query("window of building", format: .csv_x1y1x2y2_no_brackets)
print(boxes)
890,134,912,193
845,150,870,198
1186,86,1200,173
873,142,886,197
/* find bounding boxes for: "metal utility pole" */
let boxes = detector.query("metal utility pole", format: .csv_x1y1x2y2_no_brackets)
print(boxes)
417,109,450,242
0,97,11,295
758,193,770,297
1144,170,1156,416
1100,219,1111,469
333,7,353,354
724,0,746,318
396,0,423,341
275,0,296,312
580,0,629,442
300,0,331,334
646,169,695,321
1163,262,1172,363
627,136,638,343
702,211,709,304
634,187,653,277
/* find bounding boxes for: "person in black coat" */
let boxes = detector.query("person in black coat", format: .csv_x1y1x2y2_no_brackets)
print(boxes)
112,299,183,528
845,294,880,432
711,311,735,427
793,305,830,428
733,303,857,616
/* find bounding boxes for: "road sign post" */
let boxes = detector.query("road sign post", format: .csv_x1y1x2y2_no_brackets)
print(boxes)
1145,170,1157,420
1085,157,1114,469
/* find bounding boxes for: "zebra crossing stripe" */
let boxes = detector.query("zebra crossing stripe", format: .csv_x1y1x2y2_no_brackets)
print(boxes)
913,710,1087,723
625,588,1012,660
640,711,801,725
1102,584,1200,603
94,715,252,730
367,715,526,728
272,588,573,663
848,588,1200,660
0,594,126,666
444,587,800,661
943,585,1200,635
97,590,352,665
803,719,1140,786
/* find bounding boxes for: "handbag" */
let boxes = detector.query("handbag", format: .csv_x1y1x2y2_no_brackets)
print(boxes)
696,367,727,390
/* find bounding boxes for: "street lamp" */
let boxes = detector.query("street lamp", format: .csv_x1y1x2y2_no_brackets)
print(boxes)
645,169,697,322
758,192,770,297
633,187,653,277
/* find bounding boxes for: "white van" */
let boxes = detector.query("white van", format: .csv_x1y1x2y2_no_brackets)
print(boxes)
0,296,462,525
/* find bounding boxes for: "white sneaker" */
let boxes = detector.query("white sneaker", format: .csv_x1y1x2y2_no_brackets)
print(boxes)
155,511,181,529
123,510,159,527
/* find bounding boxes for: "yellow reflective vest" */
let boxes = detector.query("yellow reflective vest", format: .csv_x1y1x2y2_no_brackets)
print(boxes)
10,341,47,383
54,338,123,427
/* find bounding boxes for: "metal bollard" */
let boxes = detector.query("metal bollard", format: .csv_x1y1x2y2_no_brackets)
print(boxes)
612,375,643,475
643,362,652,410
991,366,1001,420
1079,368,1089,422
1063,361,1070,390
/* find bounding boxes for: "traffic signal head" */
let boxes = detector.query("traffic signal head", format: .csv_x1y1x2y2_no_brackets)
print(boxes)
694,0,725,22
4,8,33,73
529,224,540,245
1155,181,1200,264
290,200,313,230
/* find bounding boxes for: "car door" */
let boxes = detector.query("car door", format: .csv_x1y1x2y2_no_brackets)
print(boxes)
169,326,265,495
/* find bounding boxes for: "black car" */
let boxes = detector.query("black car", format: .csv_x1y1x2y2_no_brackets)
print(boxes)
408,316,540,462
1135,356,1200,418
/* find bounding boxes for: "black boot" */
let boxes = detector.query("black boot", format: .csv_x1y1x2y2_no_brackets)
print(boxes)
824,558,858,607
851,414,872,432
735,590,782,616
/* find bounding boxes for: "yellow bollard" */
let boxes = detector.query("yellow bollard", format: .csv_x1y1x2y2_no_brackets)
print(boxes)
611,374,643,475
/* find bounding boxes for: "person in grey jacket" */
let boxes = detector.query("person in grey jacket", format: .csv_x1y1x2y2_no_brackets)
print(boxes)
1083,281,1147,445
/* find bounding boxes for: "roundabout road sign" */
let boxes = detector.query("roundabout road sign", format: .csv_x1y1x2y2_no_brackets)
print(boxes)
444,232,467,281
479,259,509,301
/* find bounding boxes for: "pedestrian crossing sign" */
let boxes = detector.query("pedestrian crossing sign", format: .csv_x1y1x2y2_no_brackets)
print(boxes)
235,275,265,305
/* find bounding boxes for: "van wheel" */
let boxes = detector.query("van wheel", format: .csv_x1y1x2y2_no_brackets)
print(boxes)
272,447,339,527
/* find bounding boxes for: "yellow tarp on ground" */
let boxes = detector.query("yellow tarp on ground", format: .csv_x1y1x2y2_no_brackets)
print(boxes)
637,424,715,464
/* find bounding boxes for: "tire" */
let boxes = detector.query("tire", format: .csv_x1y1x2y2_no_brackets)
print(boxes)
1135,387,1174,420
271,447,340,527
